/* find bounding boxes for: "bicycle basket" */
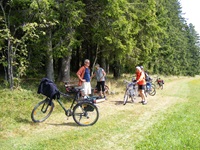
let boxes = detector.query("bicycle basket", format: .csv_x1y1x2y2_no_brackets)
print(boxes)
83,104,94,112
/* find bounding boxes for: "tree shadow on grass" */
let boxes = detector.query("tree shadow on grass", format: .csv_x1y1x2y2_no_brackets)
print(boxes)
15,117,33,124
113,100,124,105
47,122,78,127
14,116,80,127
112,100,136,105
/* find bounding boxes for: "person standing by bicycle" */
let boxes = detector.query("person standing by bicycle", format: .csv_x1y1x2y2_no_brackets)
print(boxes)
91,63,107,99
136,66,147,105
76,59,91,97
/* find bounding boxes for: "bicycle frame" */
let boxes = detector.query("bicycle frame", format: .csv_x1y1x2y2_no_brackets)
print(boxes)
57,93,76,116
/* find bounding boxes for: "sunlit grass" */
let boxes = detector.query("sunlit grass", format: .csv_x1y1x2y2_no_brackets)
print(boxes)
0,76,199,150
134,79,200,150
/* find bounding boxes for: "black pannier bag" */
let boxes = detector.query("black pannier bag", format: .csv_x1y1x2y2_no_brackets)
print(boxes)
83,104,94,112
37,78,60,99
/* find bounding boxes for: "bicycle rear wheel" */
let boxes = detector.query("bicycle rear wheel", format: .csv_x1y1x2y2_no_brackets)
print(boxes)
159,83,163,90
148,86,156,96
31,98,54,123
73,102,99,126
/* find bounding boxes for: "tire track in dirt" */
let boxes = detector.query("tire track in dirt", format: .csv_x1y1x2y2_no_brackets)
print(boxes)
96,77,194,149
1,77,196,149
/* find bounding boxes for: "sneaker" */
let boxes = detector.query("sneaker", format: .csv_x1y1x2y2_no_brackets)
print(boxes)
142,101,147,105
104,96,107,100
139,100,144,103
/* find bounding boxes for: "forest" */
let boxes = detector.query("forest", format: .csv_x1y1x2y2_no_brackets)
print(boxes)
0,0,200,89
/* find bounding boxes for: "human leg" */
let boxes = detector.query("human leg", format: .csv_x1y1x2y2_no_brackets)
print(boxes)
96,82,102,97
101,81,106,98
82,82,91,96
138,85,147,105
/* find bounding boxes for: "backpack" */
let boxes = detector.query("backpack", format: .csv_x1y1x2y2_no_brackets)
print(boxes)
144,72,151,81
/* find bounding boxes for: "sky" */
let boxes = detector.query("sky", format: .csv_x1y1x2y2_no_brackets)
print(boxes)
180,0,200,34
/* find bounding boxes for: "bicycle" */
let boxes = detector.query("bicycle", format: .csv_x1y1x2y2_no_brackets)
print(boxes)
31,78,99,126
145,81,156,96
92,84,109,96
123,80,137,105
154,77,164,90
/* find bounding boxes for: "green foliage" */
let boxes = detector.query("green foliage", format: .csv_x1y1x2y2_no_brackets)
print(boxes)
0,0,200,84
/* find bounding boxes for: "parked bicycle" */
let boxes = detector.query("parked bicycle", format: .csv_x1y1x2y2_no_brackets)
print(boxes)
154,77,164,90
31,78,99,126
92,84,110,96
123,79,138,105
145,81,156,96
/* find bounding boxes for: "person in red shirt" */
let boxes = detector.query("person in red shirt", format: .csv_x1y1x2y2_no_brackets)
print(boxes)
76,59,91,97
136,66,147,105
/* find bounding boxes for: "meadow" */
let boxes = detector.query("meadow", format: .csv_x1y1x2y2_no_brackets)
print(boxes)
0,75,199,150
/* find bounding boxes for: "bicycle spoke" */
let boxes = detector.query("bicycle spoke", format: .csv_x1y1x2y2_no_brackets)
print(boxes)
73,102,99,126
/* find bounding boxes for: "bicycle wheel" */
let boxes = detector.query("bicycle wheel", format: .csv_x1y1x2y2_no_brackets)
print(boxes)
123,90,128,105
154,81,159,89
105,85,109,95
160,84,163,90
73,102,99,126
130,95,135,103
31,98,54,123
148,86,156,96
151,83,156,88
159,83,163,90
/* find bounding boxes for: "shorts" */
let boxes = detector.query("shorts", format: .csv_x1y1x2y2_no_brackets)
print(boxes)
82,82,91,95
138,85,146,90
97,81,105,92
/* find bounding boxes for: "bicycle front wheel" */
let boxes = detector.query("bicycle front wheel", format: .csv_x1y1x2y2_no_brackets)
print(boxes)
73,102,99,126
123,90,129,105
31,98,54,123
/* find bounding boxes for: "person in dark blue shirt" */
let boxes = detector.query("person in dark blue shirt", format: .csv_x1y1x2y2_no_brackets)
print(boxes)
76,59,91,96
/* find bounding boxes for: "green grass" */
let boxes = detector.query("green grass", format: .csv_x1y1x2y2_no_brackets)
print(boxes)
0,76,199,150
135,79,200,150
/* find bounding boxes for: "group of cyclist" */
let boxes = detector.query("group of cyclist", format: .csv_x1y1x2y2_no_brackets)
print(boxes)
76,59,107,100
76,59,152,105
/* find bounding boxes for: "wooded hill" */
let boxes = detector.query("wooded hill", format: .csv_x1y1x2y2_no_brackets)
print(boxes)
0,0,200,89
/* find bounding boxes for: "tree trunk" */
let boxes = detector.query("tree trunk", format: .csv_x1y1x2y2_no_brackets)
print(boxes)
46,29,54,81
106,59,109,74
7,39,14,90
113,60,121,78
91,44,99,75
58,55,71,82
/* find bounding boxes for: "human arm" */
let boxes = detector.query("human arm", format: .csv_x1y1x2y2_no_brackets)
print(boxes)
76,67,86,82
90,73,96,80
100,69,106,81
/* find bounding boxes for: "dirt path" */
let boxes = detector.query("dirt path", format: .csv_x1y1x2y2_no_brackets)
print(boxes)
1,76,197,149
28,77,190,131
